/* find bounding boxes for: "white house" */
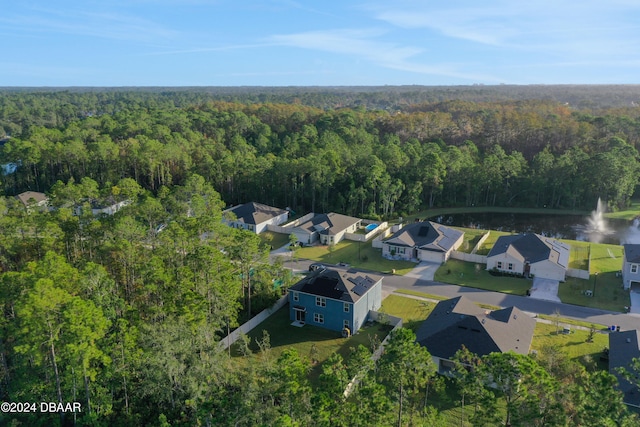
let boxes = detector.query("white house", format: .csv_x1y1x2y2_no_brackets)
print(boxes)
486,233,570,281
223,202,289,234
622,244,640,291
381,221,464,263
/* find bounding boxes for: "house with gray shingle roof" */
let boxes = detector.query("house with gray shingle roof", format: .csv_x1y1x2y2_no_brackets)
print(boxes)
290,212,361,245
486,233,570,281
288,267,382,333
381,221,464,263
416,296,536,374
609,330,640,408
622,244,640,291
223,202,289,234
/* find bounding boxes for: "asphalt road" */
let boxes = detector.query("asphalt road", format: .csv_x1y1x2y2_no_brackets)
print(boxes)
283,258,640,331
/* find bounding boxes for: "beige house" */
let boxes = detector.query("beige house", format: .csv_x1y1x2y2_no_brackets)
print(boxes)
16,191,49,210
486,233,570,281
291,213,361,245
382,221,464,263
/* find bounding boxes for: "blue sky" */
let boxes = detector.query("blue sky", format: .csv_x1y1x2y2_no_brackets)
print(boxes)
2,0,640,86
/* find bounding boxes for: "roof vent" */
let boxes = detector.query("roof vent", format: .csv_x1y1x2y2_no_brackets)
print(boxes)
628,338,632,343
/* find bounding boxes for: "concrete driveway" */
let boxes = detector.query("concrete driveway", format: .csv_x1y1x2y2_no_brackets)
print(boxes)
529,277,561,303
630,288,640,315
404,261,441,281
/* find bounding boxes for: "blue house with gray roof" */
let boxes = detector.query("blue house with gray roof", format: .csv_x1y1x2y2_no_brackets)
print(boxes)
486,233,570,281
288,267,382,333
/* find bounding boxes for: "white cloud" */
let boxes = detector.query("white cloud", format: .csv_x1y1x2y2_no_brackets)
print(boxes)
0,7,177,43
268,28,501,82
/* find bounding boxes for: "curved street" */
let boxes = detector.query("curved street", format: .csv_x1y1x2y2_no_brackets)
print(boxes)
283,258,640,331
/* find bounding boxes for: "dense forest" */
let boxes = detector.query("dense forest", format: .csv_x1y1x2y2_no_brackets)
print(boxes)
1,87,640,425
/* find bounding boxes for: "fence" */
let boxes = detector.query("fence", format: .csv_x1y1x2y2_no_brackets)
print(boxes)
344,311,403,397
471,231,491,254
345,221,389,242
266,212,316,234
451,251,487,264
372,227,394,248
567,268,590,280
218,295,288,351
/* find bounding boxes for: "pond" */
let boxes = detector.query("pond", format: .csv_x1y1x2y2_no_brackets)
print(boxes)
426,212,638,245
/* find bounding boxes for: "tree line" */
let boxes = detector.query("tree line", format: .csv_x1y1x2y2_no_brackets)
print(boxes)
2,92,640,218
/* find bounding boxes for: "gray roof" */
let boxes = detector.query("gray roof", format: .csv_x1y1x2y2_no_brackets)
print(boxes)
416,296,536,360
225,202,287,225
289,268,382,303
624,244,640,264
487,233,569,268
383,221,463,253
609,330,640,407
295,212,361,236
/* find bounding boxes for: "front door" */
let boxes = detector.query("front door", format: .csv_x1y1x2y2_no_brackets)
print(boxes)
296,310,306,323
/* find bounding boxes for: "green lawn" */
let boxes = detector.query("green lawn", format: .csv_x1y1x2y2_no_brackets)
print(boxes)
453,227,489,254
380,294,436,331
435,259,532,295
231,305,392,382
296,240,416,275
259,230,291,250
604,200,640,220
531,323,609,370
559,274,630,312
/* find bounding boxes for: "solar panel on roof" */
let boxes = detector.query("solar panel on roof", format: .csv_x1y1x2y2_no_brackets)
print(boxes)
352,284,368,296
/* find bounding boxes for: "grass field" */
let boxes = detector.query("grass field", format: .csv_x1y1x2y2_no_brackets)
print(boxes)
531,323,609,370
296,240,416,275
604,200,640,220
231,306,392,382
380,294,436,331
453,227,489,254
435,258,532,295
258,230,291,250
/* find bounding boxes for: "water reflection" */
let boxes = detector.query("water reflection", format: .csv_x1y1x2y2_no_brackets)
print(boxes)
428,212,634,245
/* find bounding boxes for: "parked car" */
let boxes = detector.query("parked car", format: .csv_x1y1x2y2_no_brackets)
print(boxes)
309,263,325,272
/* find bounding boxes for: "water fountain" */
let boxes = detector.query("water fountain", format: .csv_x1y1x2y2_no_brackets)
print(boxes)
580,198,615,243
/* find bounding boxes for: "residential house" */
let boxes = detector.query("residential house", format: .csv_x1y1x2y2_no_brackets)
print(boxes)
223,202,289,234
608,329,640,408
91,199,132,216
622,244,640,291
416,296,536,374
486,233,570,281
288,267,382,333
290,212,361,245
15,191,49,211
381,221,464,263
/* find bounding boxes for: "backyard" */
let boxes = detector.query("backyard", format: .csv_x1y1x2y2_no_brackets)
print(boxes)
295,239,416,275
230,305,392,382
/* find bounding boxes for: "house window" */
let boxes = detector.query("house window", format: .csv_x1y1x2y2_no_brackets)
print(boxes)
632,264,638,274
497,261,503,269
343,319,350,330
316,296,326,307
314,313,324,324
344,302,350,313
292,292,299,302
508,263,513,271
